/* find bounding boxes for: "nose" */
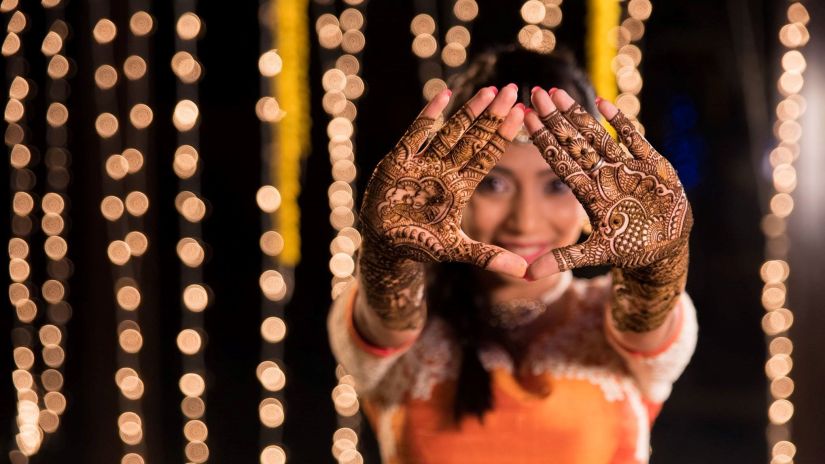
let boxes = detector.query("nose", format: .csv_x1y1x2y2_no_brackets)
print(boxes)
505,189,538,234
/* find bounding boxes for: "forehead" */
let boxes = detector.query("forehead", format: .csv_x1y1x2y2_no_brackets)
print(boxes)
494,141,556,177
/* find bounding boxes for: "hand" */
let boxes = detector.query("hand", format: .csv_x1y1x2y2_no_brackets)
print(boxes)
524,88,693,280
359,85,528,278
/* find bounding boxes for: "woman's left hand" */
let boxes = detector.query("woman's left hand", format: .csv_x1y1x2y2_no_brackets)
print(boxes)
523,88,693,280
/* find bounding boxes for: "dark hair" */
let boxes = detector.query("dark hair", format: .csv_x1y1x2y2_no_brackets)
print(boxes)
430,46,596,424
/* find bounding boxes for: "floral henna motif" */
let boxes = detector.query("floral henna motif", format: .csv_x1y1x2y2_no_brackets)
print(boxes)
358,106,509,329
533,105,693,332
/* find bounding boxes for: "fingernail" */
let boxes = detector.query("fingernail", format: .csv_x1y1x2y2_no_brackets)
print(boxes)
548,87,558,96
445,89,453,96
525,107,533,114
595,96,603,105
489,86,499,96
515,103,525,109
507,83,518,89
531,86,541,93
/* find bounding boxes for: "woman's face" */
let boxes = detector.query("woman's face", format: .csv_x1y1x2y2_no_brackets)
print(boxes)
462,140,583,283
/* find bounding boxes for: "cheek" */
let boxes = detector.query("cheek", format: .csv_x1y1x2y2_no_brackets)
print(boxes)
543,194,584,241
462,196,509,241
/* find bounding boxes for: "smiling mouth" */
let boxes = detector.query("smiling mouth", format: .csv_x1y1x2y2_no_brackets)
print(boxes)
498,242,552,265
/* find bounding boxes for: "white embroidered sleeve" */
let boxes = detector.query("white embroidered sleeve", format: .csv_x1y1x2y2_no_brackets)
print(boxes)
606,292,699,403
327,280,412,395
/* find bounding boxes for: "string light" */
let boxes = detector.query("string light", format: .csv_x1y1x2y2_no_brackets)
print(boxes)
763,3,808,461
315,0,368,461
172,1,209,461
255,0,308,456
5,1,72,459
518,0,562,54
90,0,157,461
411,1,478,100
605,0,651,134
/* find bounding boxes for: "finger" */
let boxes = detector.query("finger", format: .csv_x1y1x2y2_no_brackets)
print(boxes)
550,89,628,162
525,240,606,279
531,88,604,172
598,98,660,161
598,98,684,190
429,87,497,159
462,105,523,176
442,83,517,167
525,110,596,202
396,89,452,161
452,235,527,278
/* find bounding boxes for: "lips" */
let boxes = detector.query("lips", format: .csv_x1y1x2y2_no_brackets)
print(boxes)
497,241,552,265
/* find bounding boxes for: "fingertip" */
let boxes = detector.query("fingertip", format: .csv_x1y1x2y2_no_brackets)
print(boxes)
524,110,544,133
498,107,525,139
550,88,575,111
530,88,556,118
488,251,528,278
597,98,619,119
525,253,560,280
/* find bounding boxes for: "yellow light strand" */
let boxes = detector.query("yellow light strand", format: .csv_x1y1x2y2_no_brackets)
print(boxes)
586,0,619,107
272,0,310,267
763,3,808,461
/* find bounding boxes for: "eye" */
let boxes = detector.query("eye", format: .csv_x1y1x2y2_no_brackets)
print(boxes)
477,175,513,195
544,178,571,195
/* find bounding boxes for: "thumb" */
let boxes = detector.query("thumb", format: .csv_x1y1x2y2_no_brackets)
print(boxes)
526,240,605,280
452,237,528,278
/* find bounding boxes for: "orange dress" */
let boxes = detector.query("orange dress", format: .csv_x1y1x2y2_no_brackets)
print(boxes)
328,273,697,464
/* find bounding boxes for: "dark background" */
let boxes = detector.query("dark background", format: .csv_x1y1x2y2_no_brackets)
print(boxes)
2,0,824,462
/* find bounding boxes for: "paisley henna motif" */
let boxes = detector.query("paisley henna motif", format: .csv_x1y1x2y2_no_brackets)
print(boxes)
532,104,693,332
358,105,510,329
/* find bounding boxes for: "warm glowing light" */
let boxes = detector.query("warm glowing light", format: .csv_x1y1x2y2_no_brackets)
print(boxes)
107,240,132,266
259,270,287,301
179,373,206,397
177,238,205,268
787,3,809,25
119,328,143,353
259,398,285,428
336,54,359,75
261,317,287,343
177,329,203,355
173,100,199,131
454,0,479,21
41,31,62,56
260,231,285,257
95,64,118,89
125,231,149,256
411,14,436,35
116,285,142,311
260,445,287,464
176,12,202,40
412,34,438,59
442,42,467,67
259,50,283,77
95,113,119,138
124,56,148,81
182,396,206,419
520,0,546,24
10,144,31,168
256,186,282,213
101,195,125,221
446,26,471,48
341,30,366,54
130,11,154,36
93,18,117,44
125,191,150,217
318,24,343,49
769,399,794,424
183,284,209,312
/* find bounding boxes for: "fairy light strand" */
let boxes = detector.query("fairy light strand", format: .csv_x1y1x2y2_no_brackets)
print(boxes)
171,2,210,462
255,1,292,462
6,2,44,459
91,2,152,460
315,0,367,461
608,0,651,135
762,2,809,462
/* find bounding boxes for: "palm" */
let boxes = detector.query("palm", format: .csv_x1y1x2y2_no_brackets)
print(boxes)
531,103,692,273
361,106,510,269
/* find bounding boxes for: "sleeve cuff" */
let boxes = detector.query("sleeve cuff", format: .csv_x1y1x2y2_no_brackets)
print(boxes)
344,282,416,358
604,297,686,358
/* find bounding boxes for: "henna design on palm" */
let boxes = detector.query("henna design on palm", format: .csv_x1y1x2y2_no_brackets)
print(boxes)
358,97,517,329
530,98,693,332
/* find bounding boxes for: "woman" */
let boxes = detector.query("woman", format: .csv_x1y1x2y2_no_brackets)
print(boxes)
328,49,696,464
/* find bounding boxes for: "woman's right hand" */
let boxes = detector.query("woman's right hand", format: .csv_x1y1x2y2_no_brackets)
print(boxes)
359,85,528,278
